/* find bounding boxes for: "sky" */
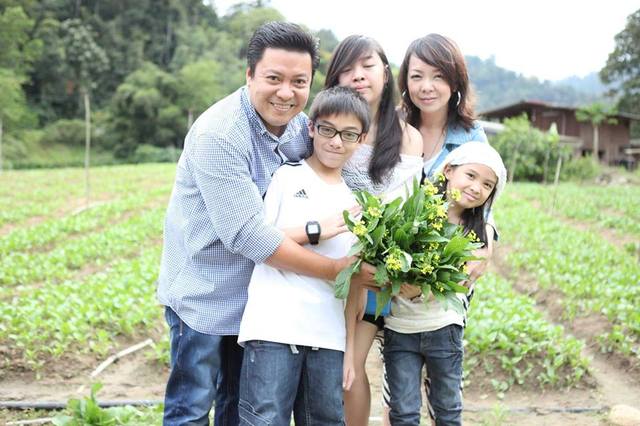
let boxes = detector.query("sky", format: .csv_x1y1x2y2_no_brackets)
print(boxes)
213,0,639,82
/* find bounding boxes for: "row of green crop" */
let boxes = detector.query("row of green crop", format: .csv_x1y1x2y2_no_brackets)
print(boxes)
0,206,165,291
0,164,174,227
514,183,640,237
465,273,589,394
0,187,168,256
0,246,163,370
495,191,640,361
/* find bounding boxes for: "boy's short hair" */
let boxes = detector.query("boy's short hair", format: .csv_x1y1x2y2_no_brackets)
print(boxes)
309,86,371,133
247,21,320,77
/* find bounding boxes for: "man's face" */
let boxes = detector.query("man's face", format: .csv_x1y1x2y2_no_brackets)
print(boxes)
246,48,313,137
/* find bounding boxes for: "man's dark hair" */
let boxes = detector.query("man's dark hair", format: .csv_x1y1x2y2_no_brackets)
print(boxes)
247,21,320,77
309,86,371,134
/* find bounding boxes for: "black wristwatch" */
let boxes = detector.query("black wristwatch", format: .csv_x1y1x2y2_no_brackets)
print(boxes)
305,221,321,245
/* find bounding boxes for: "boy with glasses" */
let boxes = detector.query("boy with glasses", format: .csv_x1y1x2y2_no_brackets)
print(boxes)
237,86,370,425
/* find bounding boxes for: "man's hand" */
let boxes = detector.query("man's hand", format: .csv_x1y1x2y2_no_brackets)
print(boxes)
320,205,361,241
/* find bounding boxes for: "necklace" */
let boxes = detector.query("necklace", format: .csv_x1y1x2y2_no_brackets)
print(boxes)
425,126,446,161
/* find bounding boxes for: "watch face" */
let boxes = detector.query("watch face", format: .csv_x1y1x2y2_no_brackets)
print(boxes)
307,223,320,234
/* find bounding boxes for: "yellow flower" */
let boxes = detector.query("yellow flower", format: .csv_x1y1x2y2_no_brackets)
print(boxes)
366,206,382,218
423,182,438,196
385,254,402,272
467,230,479,242
429,243,439,251
433,254,440,263
436,205,447,218
435,283,445,292
432,221,443,231
434,172,445,183
450,188,462,202
421,264,434,275
353,222,367,237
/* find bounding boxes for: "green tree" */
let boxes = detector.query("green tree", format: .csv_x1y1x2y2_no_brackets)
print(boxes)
490,115,569,182
61,18,109,201
600,8,640,130
0,6,42,76
222,5,285,58
575,102,618,164
177,59,228,129
0,69,31,172
108,62,183,157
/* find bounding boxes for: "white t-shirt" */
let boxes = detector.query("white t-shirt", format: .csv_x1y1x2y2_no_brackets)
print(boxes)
238,160,356,352
384,292,470,334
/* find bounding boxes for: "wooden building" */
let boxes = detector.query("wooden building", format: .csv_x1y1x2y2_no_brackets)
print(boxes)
480,100,640,168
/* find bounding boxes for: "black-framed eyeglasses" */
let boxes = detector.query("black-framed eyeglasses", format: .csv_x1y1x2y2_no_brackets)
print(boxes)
315,124,362,144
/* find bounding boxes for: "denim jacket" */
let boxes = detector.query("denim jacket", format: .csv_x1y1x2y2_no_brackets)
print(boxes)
423,120,488,178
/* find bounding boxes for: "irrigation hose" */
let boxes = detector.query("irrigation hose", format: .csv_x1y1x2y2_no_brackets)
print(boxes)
0,400,163,410
0,400,609,413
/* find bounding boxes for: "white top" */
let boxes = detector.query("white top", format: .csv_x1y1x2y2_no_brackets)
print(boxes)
423,150,442,178
385,291,471,333
342,144,423,200
238,160,356,352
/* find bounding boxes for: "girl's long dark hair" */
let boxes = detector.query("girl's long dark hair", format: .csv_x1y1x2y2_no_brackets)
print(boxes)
325,35,403,184
436,173,496,246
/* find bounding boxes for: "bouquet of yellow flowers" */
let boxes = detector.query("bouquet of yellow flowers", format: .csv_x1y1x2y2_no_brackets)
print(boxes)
335,178,482,316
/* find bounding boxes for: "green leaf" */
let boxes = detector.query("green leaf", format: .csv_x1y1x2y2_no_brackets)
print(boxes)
399,251,413,272
334,259,361,299
449,282,469,294
443,235,471,257
383,197,403,220
51,415,75,426
347,241,364,256
343,209,355,228
370,223,386,248
374,264,389,286
391,279,402,295
375,287,392,318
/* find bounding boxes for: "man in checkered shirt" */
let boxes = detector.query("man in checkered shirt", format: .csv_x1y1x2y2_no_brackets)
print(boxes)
157,22,375,426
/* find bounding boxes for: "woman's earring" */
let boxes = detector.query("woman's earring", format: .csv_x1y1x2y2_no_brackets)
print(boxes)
456,91,462,107
402,90,407,98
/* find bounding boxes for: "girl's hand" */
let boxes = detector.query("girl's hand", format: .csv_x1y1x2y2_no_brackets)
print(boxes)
399,283,421,299
320,205,361,241
343,352,356,391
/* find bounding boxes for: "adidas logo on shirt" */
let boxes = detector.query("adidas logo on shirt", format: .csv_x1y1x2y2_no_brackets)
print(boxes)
294,189,308,199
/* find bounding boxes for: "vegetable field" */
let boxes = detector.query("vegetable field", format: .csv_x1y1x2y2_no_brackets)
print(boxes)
1,165,639,425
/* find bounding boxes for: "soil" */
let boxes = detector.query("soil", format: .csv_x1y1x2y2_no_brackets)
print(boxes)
2,190,639,425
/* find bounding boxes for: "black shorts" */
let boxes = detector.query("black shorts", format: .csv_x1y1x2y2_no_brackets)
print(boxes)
362,313,385,330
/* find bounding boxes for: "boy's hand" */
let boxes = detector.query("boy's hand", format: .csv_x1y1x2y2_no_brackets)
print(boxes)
343,352,356,391
320,205,361,241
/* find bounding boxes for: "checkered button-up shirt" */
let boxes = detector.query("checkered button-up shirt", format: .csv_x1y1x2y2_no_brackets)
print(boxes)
157,86,312,335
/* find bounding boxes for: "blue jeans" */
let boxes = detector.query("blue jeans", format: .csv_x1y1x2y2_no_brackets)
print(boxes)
239,340,344,425
163,307,243,426
384,325,464,426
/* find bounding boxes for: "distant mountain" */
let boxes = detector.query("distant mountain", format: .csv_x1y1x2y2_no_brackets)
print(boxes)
557,73,608,96
466,56,605,113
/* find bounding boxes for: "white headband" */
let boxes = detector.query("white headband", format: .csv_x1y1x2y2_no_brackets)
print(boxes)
433,141,507,201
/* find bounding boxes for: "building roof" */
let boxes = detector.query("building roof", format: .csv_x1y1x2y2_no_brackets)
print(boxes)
479,100,640,121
